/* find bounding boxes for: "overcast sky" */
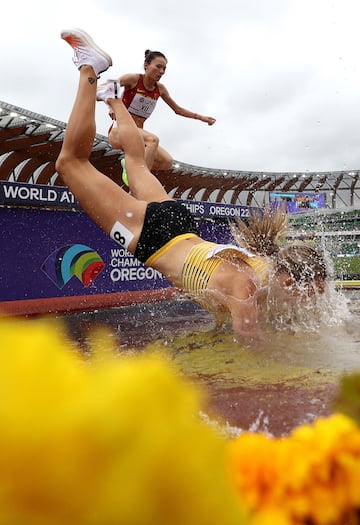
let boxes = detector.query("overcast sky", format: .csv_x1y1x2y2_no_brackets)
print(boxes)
2,0,360,173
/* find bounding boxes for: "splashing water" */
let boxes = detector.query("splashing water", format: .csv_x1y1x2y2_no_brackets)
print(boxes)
59,286,360,436
260,280,351,334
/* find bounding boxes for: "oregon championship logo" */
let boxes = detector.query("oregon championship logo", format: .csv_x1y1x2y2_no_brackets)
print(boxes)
41,244,105,289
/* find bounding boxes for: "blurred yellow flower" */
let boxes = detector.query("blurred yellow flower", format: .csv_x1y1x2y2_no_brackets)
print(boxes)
3,313,360,525
0,316,245,525
229,413,360,525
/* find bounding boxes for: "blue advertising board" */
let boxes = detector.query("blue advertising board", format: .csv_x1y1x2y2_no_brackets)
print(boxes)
0,181,253,309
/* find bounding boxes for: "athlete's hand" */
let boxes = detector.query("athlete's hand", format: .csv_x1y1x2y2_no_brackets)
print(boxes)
229,296,263,346
204,116,216,126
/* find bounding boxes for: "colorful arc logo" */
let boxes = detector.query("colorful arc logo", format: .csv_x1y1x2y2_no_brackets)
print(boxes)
41,244,105,289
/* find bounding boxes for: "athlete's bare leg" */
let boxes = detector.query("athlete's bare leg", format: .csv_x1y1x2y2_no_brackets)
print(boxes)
107,98,171,202
109,122,173,173
141,133,173,172
152,144,173,171
55,66,146,252
139,129,159,171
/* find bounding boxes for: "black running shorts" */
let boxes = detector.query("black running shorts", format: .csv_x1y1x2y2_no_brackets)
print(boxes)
134,200,198,263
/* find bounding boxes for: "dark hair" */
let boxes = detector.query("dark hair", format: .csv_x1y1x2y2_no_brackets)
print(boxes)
144,49,167,64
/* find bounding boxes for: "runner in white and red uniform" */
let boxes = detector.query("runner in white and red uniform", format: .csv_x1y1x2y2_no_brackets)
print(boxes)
105,49,216,174
122,73,161,120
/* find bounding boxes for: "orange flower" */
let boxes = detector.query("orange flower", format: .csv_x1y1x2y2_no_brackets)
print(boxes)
229,414,360,525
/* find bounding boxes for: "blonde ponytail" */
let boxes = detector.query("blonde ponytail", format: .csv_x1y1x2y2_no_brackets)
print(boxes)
230,206,287,256
230,206,329,283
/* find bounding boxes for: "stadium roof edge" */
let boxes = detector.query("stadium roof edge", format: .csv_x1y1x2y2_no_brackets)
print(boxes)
1,100,360,208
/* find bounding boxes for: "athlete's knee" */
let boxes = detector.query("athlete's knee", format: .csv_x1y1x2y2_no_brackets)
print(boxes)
55,153,84,181
144,132,159,148
55,152,70,177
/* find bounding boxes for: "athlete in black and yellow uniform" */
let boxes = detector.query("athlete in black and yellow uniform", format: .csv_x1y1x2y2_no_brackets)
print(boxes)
58,29,329,342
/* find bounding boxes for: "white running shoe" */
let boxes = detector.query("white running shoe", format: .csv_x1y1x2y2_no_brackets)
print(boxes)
96,80,123,102
61,28,112,78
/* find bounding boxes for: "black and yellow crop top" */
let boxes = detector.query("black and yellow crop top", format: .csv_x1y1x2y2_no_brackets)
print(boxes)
181,241,271,296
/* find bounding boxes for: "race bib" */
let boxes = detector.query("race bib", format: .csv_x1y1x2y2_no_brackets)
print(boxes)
128,93,157,119
110,221,134,249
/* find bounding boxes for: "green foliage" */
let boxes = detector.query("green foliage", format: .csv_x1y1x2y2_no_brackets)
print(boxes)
333,373,360,426
332,256,360,277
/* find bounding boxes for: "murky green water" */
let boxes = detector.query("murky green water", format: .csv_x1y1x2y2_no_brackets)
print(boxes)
59,288,360,435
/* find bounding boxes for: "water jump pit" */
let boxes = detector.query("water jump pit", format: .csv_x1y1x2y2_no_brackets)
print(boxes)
57,290,360,437
2,183,360,437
